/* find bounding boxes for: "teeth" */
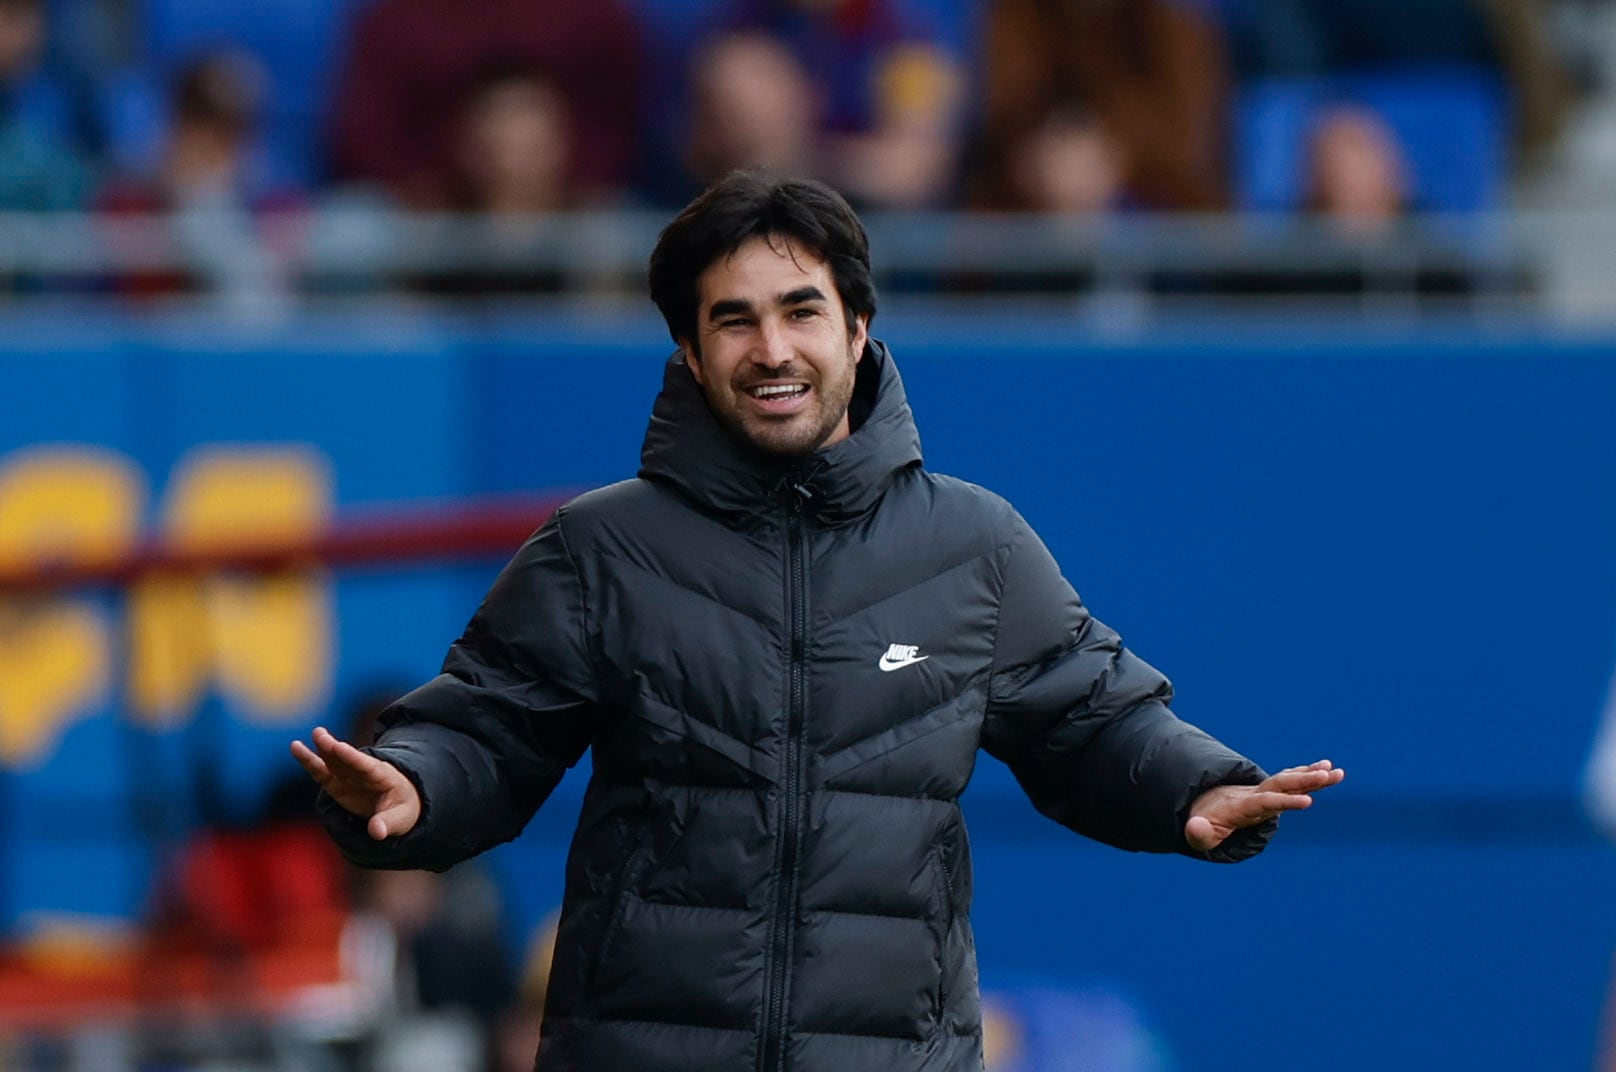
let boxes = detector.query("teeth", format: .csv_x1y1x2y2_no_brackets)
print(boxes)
750,384,807,399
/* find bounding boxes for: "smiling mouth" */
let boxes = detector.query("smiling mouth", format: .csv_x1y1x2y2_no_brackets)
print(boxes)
745,384,809,401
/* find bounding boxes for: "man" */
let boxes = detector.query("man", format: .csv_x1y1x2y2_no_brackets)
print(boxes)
293,171,1344,1071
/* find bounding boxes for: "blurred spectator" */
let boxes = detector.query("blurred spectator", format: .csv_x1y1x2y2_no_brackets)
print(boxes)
683,0,965,209
0,0,93,211
452,64,570,217
1472,0,1573,169
95,50,303,305
621,0,731,205
494,910,559,1072
407,63,574,298
328,0,640,208
115,0,367,188
683,32,817,193
971,0,1230,213
1222,0,1526,218
1305,105,1407,233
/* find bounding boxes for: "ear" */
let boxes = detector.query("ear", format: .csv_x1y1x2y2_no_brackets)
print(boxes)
680,340,704,384
851,315,870,361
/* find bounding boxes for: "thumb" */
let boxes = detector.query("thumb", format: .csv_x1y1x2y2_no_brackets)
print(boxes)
1185,815,1224,851
368,799,419,841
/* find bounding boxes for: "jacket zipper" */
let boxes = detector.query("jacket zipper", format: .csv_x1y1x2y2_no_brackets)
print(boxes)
590,828,650,997
936,850,955,1023
760,489,809,1072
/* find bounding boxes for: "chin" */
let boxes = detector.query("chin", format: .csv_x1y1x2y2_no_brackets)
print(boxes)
731,416,820,458
747,435,817,460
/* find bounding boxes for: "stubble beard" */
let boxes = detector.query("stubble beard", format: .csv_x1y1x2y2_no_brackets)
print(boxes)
715,343,859,461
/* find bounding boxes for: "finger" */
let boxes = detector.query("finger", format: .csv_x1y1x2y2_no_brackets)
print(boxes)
314,730,391,785
290,739,331,783
1272,760,1334,778
1261,768,1341,794
312,725,374,763
1243,791,1315,818
1200,791,1314,828
1282,766,1346,790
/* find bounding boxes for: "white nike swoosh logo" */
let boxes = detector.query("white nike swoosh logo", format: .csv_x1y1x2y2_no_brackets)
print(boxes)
878,653,930,672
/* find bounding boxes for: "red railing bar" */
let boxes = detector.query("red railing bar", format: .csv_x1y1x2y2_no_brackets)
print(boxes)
0,491,577,597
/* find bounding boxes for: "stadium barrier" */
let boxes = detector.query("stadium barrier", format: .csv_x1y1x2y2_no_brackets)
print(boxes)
0,318,1610,1071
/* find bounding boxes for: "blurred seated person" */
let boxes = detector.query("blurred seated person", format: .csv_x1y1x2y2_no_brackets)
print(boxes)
328,0,640,208
493,909,559,1072
972,0,1230,213
353,865,518,1069
95,50,303,304
682,33,817,195
1305,106,1407,235
0,0,92,212
406,63,576,298
990,104,1127,215
1221,0,1533,218
455,65,570,218
684,0,964,209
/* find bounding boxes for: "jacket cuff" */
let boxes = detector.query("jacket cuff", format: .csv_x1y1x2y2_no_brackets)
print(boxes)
1174,759,1277,864
314,746,460,872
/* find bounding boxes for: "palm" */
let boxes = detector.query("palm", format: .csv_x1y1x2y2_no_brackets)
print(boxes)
290,725,421,840
1186,760,1344,851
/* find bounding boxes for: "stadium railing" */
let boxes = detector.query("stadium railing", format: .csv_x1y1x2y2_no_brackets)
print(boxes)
0,208,1566,317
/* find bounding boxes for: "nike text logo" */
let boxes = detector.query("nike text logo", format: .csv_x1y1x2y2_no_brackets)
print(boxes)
878,643,929,672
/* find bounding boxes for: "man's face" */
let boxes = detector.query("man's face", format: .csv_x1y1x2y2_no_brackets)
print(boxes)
683,235,868,459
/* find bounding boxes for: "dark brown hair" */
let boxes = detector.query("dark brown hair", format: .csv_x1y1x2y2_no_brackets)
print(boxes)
647,170,877,349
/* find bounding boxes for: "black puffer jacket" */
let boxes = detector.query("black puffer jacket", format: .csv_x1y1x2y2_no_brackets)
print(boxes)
322,342,1274,1072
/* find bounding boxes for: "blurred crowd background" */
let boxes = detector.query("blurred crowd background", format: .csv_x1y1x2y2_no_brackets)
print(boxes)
0,0,1609,311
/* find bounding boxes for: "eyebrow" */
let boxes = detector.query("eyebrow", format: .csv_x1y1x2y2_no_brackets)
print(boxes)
707,298,754,321
780,286,827,306
705,286,830,323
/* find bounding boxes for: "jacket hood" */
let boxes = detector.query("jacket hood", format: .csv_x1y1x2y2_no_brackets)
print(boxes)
637,338,923,523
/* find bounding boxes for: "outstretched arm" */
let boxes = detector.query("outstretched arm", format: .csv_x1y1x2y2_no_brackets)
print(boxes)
1186,759,1345,851
293,509,597,871
982,507,1327,861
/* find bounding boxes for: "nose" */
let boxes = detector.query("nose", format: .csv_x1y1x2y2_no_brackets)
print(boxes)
753,318,792,369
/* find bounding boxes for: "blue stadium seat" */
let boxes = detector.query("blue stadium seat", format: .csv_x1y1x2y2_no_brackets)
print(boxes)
1232,66,1508,214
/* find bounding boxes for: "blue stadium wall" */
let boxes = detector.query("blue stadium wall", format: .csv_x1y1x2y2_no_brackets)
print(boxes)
0,311,1612,1071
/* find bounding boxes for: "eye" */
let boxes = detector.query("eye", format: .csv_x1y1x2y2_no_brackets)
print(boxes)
790,307,818,320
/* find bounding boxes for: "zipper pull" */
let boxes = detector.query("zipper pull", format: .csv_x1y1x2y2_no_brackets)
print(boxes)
791,459,827,506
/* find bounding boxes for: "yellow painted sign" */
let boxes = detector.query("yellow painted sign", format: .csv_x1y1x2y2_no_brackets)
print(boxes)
0,445,334,768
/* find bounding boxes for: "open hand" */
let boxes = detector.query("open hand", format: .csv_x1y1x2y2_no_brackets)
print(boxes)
290,725,421,841
1186,759,1344,851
